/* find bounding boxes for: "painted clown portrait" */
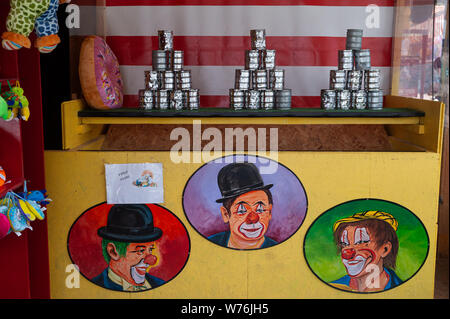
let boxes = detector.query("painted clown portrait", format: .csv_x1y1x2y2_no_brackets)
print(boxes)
183,155,308,250
68,203,190,292
303,199,429,294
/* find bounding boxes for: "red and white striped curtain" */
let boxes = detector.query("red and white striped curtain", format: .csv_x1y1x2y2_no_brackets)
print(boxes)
71,0,394,108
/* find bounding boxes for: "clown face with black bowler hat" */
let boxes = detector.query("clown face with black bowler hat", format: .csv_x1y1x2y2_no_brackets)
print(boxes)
92,204,165,292
208,162,277,250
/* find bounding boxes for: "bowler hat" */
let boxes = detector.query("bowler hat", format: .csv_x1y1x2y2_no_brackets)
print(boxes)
216,162,273,203
98,204,163,243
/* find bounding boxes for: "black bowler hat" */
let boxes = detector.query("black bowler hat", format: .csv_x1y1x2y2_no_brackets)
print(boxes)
98,204,163,243
216,162,273,203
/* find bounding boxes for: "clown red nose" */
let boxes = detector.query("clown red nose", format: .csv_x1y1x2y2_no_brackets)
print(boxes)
342,248,356,260
144,254,158,266
246,211,260,224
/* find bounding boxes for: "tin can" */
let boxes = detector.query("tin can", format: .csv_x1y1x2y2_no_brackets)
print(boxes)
346,29,363,50
367,90,383,110
351,90,367,110
338,50,354,70
235,69,251,90
275,89,292,109
346,70,363,91
188,89,200,110
329,70,346,90
230,89,245,110
245,50,261,70
173,50,184,71
156,90,170,110
158,30,173,51
364,69,381,90
176,70,192,90
354,49,371,70
245,90,261,110
251,70,268,90
144,70,160,90
269,69,285,90
320,89,336,110
336,90,351,110
262,50,276,70
261,90,275,110
139,89,154,110
152,50,172,71
170,90,185,110
250,29,266,50
161,71,175,90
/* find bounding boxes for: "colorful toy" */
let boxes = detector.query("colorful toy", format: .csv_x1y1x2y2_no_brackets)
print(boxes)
1,0,70,54
0,84,9,120
79,36,124,109
1,81,30,121
0,166,5,187
0,207,11,239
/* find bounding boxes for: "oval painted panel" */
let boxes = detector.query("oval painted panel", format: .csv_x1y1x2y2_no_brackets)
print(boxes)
68,203,190,292
183,154,308,250
304,199,429,294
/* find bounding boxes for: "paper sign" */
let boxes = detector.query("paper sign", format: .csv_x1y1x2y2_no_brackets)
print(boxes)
105,163,164,204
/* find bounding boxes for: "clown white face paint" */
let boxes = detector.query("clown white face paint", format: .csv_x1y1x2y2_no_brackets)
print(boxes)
354,227,370,244
341,229,349,246
239,221,264,238
130,259,149,284
343,255,368,276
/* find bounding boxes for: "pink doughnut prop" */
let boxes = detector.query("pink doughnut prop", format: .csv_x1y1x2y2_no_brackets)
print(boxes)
79,36,123,109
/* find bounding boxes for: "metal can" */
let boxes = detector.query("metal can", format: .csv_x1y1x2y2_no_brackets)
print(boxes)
346,29,363,50
251,70,268,90
367,90,384,110
188,89,200,110
245,50,261,70
262,50,276,70
354,49,371,70
144,70,160,90
235,69,251,90
156,90,170,110
351,90,367,110
161,71,175,90
245,90,261,110
320,89,336,110
139,89,154,110
364,69,381,90
170,90,185,110
338,50,354,70
152,50,172,71
250,29,266,50
158,30,174,51
329,70,347,90
346,70,363,91
336,90,351,110
173,50,184,71
229,89,245,110
261,90,275,110
275,89,292,109
176,70,192,90
269,69,285,90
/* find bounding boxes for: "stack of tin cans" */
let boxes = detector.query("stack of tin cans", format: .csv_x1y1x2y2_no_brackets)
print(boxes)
230,29,292,110
138,30,200,110
321,29,384,111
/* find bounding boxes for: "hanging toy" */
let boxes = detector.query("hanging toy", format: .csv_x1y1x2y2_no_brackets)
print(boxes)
0,84,10,120
0,166,6,187
0,206,11,239
1,0,71,54
1,81,30,121
3,192,31,235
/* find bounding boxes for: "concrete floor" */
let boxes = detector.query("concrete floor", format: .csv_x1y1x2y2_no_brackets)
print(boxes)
434,256,449,299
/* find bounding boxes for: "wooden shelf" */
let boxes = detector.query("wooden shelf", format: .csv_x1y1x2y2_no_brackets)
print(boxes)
77,107,425,125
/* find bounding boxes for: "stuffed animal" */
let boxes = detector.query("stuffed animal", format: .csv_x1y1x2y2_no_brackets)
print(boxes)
1,82,30,121
0,94,8,120
1,0,71,54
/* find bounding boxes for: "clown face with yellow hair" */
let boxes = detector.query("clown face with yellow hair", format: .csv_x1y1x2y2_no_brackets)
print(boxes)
330,211,403,293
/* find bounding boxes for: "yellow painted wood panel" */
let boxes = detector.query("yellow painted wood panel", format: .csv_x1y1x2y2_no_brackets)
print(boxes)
44,150,441,299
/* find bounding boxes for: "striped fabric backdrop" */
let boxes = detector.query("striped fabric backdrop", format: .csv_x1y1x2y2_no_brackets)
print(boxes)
71,0,395,108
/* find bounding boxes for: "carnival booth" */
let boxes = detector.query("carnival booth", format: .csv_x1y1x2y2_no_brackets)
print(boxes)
0,1,447,300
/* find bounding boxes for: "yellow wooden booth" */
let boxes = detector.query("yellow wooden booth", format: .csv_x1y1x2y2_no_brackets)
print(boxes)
43,96,444,299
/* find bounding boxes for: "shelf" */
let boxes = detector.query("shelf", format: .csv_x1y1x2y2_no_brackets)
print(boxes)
0,177,24,198
78,107,425,125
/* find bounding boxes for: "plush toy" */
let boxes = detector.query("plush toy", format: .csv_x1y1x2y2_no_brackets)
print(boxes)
1,0,71,54
0,84,9,120
1,81,30,121
0,166,6,187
